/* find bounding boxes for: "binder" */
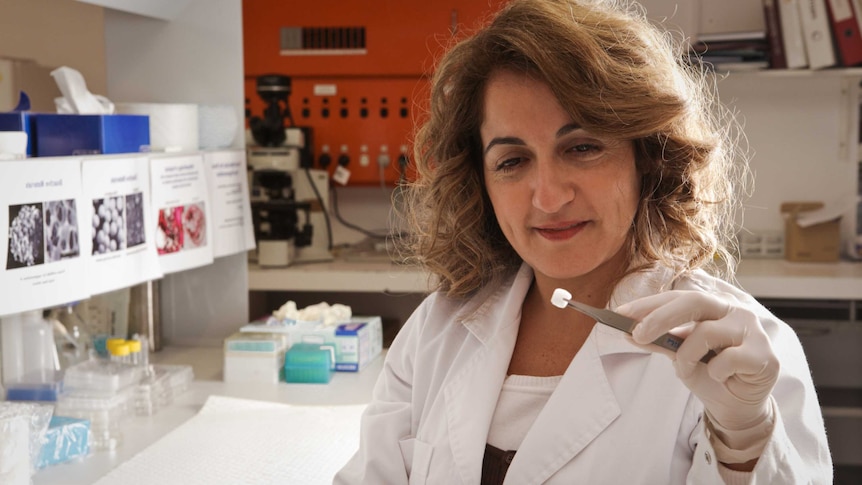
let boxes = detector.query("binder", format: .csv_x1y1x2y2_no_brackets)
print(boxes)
825,0,862,66
764,0,788,68
779,0,810,67
798,0,838,68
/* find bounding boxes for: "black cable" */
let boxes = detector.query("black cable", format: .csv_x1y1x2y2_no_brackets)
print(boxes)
304,168,333,250
330,183,389,239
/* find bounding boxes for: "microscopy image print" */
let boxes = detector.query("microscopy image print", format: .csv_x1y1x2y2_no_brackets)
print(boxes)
183,202,206,249
125,192,146,248
156,206,184,254
45,199,80,262
92,196,127,255
7,203,45,269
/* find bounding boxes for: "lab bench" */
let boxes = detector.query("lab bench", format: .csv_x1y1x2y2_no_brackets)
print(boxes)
32,346,384,485
248,257,862,299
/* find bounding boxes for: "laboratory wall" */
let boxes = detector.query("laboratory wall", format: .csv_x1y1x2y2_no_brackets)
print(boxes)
0,0,107,98
103,0,247,347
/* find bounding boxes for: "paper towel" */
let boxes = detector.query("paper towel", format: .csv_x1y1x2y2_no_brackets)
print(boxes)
198,104,238,149
93,396,366,485
0,132,27,160
115,102,199,152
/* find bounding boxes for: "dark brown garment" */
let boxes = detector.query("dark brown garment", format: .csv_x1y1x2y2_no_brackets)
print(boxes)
481,443,517,485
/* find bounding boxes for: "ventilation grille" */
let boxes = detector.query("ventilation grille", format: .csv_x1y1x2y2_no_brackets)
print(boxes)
280,26,367,56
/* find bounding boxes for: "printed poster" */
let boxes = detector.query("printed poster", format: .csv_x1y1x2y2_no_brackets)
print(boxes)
203,150,256,257
82,155,163,295
0,158,90,316
149,153,214,274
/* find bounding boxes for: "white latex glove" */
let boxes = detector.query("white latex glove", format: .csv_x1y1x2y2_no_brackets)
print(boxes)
617,290,780,462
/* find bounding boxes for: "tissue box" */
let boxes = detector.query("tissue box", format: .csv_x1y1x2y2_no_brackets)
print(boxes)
283,343,334,383
241,316,383,372
781,202,841,262
36,416,90,469
33,113,150,157
223,332,289,384
0,111,34,155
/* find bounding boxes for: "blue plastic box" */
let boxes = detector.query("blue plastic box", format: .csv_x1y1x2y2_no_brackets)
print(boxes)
284,343,334,384
0,111,35,155
33,113,150,157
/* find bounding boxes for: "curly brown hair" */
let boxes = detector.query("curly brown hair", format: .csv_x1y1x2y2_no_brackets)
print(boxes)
401,0,748,298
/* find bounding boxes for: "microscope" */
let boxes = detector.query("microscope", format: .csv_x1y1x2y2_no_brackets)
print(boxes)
247,74,332,267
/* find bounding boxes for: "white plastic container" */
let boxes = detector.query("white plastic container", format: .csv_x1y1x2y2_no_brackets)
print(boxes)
1,310,58,385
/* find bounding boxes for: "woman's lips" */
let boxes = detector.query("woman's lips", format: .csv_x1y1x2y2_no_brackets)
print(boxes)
534,221,589,241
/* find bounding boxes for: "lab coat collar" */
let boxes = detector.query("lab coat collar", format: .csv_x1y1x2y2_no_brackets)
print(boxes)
503,264,677,483
443,262,678,483
504,327,621,484
455,264,532,344
454,262,677,359
444,264,530,484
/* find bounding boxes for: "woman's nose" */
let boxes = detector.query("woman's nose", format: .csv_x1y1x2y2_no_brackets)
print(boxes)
531,159,573,213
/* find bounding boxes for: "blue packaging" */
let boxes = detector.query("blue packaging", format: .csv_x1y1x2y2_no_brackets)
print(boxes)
37,416,91,469
0,111,35,155
5,380,64,402
33,113,150,157
283,343,334,384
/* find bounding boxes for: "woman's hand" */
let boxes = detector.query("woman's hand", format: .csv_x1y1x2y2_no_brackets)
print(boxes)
617,291,780,464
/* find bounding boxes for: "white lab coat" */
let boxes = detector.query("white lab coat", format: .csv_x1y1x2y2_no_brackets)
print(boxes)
334,264,832,484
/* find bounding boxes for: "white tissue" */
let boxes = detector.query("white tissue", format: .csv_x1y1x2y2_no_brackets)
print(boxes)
272,301,352,327
50,66,115,114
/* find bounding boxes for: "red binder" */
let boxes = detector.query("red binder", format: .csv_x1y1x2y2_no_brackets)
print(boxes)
826,0,862,66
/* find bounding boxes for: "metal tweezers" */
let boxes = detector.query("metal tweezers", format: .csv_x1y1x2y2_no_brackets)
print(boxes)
563,299,716,364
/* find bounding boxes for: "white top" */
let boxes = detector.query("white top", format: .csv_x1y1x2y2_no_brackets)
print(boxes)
487,374,561,451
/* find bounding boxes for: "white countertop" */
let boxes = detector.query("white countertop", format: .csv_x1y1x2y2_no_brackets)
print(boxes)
249,257,862,300
735,259,862,300
33,346,384,485
248,260,433,293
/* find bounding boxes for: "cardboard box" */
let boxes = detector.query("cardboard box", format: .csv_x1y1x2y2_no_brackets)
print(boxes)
0,58,61,113
240,316,383,372
781,202,841,262
32,113,150,157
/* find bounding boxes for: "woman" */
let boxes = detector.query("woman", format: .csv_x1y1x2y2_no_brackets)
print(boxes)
335,0,832,483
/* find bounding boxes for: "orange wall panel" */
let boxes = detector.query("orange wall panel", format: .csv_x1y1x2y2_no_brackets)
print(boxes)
243,0,500,77
242,0,503,185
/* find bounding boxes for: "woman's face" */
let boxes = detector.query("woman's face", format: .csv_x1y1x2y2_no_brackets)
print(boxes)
480,70,640,284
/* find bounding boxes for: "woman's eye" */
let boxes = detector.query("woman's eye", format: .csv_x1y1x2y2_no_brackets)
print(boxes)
496,156,524,172
567,143,604,160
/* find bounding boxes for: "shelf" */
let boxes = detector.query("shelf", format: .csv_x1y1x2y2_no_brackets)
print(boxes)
735,259,862,300
818,387,862,418
714,67,862,78
249,257,862,300
247,259,433,293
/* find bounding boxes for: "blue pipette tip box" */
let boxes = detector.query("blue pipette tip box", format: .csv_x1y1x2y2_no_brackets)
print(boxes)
283,343,334,384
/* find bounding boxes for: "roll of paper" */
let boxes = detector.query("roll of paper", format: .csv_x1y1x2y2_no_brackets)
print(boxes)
0,131,28,160
198,104,238,149
115,102,199,152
